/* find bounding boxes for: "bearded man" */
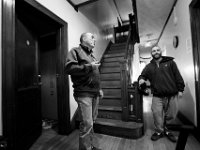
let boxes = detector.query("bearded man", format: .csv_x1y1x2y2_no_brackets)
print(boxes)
138,45,185,142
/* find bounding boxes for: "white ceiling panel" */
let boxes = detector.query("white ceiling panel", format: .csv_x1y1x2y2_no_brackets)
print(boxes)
69,0,175,43
79,0,119,28
115,0,133,22
137,0,174,42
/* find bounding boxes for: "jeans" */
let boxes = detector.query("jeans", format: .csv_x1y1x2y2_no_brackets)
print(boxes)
75,96,100,150
151,95,178,133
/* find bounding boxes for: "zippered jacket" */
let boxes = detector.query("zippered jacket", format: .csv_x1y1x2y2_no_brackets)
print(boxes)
65,45,101,97
138,56,185,97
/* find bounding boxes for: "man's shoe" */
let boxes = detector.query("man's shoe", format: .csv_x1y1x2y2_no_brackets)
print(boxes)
151,132,164,141
165,131,177,142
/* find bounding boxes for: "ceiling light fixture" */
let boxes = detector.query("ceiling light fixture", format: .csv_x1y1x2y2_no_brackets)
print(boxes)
144,42,151,47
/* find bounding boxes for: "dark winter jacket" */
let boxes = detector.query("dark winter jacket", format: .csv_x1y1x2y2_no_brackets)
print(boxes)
138,56,185,97
65,44,101,97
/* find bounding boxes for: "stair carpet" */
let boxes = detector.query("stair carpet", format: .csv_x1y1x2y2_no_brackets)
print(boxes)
94,42,144,139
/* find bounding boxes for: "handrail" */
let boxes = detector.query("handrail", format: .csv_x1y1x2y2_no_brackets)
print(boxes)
124,20,135,85
99,41,113,64
157,0,178,44
119,2,142,122
124,26,132,59
120,15,136,121
132,0,140,43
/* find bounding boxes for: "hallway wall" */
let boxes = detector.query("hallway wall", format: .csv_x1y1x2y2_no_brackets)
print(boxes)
158,0,196,125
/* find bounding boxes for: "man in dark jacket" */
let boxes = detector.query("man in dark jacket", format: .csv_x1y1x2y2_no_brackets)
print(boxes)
65,32,103,150
138,45,185,142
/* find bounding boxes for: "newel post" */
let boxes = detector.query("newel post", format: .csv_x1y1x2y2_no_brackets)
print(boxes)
120,59,129,121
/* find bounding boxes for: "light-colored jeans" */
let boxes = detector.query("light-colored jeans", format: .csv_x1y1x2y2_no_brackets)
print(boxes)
75,96,100,150
151,95,178,133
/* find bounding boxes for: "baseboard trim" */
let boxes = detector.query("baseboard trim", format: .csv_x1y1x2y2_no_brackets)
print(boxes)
177,111,200,143
70,108,79,131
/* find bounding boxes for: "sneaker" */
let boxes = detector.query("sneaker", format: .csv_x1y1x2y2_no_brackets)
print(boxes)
151,132,164,141
165,131,177,142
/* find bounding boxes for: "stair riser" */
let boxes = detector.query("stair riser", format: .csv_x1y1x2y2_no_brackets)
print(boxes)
103,57,124,62
102,89,121,98
94,124,143,139
111,44,126,47
100,73,121,81
107,49,125,54
104,53,125,58
101,62,120,67
99,99,121,107
108,46,125,50
98,110,122,120
100,67,121,73
101,81,121,88
110,45,126,49
115,38,127,43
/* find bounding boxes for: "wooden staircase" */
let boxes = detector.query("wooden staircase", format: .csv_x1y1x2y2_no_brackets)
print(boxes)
98,43,125,120
94,42,144,139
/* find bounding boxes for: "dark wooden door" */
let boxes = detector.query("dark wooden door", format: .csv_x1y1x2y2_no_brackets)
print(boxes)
39,33,58,120
2,0,70,149
15,15,42,150
190,0,200,136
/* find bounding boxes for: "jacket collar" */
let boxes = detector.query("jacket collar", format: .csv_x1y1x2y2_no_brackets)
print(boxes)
80,44,93,55
151,56,174,63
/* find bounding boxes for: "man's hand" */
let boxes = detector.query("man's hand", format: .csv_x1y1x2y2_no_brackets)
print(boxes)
178,91,183,99
91,61,101,68
99,89,104,98
138,79,145,87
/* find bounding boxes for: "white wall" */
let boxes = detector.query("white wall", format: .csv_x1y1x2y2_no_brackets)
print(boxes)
159,0,196,125
0,0,2,135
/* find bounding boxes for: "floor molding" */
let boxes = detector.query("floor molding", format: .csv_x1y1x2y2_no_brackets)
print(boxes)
177,111,200,143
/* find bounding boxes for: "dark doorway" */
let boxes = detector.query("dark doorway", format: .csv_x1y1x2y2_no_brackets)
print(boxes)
39,33,58,121
190,0,200,138
2,0,70,149
15,12,42,150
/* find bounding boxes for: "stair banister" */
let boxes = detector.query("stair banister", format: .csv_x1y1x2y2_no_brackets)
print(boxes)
120,14,135,121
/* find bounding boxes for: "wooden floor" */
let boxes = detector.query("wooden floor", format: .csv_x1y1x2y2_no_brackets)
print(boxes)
29,96,200,150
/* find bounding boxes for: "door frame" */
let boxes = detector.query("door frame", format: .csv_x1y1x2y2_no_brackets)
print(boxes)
2,0,70,148
190,0,200,137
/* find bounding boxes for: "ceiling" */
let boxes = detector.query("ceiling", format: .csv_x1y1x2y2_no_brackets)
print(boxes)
67,0,175,44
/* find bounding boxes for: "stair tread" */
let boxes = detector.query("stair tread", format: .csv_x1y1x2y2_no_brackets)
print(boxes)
99,99,121,107
101,66,119,68
101,79,120,81
107,50,125,53
102,57,124,62
95,118,143,129
100,72,120,74
104,53,125,58
103,96,121,99
98,105,122,111
101,87,121,89
111,43,126,47
101,62,120,66
102,97,121,100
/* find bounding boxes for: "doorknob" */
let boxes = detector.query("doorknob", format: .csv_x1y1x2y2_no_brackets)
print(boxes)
38,74,42,85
